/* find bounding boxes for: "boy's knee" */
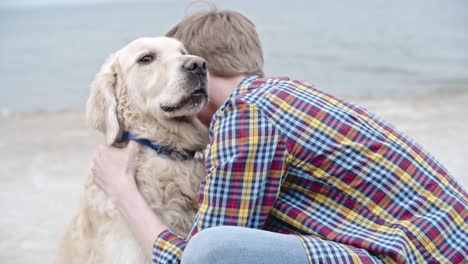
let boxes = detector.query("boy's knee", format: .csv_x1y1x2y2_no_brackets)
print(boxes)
181,226,240,264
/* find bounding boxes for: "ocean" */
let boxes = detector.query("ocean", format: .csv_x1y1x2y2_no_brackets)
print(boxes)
1,0,467,113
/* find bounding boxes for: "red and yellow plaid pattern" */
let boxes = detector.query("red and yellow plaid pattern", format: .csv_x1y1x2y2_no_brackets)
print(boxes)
153,76,467,263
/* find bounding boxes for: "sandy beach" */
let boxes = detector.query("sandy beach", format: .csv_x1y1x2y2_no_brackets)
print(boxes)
1,0,467,262
0,91,467,263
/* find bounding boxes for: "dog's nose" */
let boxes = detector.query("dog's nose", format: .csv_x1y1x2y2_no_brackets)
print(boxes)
183,57,207,75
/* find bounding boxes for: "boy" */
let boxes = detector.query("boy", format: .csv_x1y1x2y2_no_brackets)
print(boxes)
92,9,467,264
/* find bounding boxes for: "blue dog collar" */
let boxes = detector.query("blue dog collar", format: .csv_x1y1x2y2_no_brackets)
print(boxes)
119,131,203,160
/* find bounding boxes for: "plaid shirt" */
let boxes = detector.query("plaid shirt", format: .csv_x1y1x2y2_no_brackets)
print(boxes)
153,76,467,263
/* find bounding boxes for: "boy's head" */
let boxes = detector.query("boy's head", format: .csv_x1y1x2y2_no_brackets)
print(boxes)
166,8,264,77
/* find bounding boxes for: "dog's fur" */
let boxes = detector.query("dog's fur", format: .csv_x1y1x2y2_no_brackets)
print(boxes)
56,37,209,264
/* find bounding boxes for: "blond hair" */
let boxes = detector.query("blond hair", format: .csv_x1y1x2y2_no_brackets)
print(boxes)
166,9,264,77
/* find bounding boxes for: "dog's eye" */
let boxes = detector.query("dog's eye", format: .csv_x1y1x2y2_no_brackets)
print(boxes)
138,54,154,64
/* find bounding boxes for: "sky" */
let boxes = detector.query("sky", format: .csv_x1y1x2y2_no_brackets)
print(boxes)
0,0,153,8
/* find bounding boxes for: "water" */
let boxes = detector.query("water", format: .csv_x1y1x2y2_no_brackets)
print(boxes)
1,0,467,112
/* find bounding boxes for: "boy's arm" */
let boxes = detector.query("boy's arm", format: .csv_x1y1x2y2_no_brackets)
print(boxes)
153,98,289,263
116,184,169,259
92,142,168,259
93,141,188,263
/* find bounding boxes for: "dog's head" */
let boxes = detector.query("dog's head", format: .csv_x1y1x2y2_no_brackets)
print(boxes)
86,37,208,144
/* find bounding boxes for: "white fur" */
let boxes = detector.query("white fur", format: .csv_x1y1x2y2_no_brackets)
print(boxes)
56,37,209,264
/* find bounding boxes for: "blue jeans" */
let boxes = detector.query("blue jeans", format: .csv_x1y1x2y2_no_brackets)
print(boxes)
181,226,309,264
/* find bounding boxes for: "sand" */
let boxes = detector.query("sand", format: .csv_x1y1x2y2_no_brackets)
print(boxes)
0,92,467,263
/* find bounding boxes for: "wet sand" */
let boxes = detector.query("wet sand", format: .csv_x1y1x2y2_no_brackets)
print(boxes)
0,92,467,263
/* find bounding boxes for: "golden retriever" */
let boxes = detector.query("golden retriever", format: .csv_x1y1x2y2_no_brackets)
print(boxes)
56,37,209,264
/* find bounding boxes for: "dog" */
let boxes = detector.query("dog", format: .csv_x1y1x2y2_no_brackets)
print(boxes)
56,37,209,264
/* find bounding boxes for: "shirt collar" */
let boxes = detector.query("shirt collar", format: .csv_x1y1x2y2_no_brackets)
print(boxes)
209,75,260,129
229,75,261,98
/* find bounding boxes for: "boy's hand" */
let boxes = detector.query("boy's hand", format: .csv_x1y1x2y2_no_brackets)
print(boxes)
91,141,140,205
91,141,168,257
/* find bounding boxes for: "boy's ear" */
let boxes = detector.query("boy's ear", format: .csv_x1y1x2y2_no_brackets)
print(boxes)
86,54,122,145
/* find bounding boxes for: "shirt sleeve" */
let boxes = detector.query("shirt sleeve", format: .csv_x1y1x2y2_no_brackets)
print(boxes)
152,98,289,264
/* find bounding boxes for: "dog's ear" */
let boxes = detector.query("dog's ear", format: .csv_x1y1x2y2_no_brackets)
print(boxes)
86,53,122,145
